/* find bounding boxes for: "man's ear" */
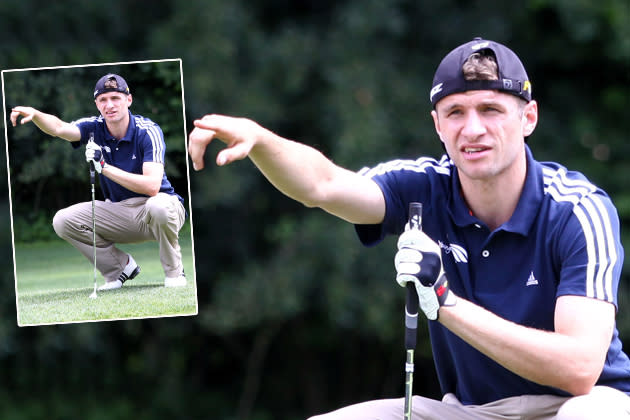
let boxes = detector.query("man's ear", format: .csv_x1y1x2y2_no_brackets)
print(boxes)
431,110,445,145
522,100,538,137
127,94,133,108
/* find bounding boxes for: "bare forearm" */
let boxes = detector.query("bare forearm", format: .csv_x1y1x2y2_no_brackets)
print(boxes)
438,297,605,395
249,132,384,224
249,132,335,207
101,164,161,196
31,111,79,141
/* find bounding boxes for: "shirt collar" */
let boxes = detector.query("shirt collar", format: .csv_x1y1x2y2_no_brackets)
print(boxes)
448,145,543,235
104,110,135,142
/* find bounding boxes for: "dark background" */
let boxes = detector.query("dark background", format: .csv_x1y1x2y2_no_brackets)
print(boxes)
0,1,629,419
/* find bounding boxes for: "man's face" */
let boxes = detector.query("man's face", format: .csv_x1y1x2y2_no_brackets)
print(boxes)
95,92,132,123
431,90,537,184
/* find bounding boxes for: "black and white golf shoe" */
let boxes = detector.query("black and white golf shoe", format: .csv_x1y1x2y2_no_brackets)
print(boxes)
97,254,141,291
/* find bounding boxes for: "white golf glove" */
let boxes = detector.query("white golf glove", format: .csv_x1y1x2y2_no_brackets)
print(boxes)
395,228,456,320
85,141,105,173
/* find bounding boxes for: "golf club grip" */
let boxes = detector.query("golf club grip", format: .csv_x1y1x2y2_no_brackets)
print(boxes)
405,283,419,349
88,132,96,184
404,201,422,350
408,202,423,231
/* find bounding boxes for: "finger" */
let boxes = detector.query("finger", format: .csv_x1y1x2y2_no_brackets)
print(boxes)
20,114,33,125
193,114,223,131
193,118,212,130
188,127,216,171
193,114,240,142
189,145,206,171
216,142,252,166
191,155,205,172
10,107,27,125
395,248,423,268
10,108,25,126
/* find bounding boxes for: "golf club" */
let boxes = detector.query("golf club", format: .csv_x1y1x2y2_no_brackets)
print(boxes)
403,202,422,420
88,132,98,299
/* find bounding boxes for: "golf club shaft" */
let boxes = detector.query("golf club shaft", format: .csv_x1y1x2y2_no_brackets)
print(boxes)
404,348,415,420
404,282,419,420
89,132,97,296
91,162,96,293
403,202,422,420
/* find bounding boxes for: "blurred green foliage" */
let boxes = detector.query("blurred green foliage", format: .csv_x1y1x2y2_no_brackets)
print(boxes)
0,1,629,419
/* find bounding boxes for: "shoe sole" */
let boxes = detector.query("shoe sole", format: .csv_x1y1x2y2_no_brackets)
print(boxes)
164,278,186,288
99,266,142,291
97,280,123,291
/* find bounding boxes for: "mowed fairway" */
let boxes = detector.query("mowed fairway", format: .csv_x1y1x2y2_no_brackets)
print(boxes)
13,232,197,326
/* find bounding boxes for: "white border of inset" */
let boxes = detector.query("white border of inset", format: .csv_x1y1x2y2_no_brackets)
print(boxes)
2,58,198,326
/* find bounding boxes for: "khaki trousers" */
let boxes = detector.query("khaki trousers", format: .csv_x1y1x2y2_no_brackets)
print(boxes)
307,386,630,420
52,193,186,282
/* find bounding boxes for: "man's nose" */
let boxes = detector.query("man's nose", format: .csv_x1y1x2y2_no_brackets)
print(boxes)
461,111,486,138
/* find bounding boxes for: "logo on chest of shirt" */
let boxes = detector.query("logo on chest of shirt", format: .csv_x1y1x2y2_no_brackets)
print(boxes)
438,241,468,263
103,145,112,153
526,271,539,286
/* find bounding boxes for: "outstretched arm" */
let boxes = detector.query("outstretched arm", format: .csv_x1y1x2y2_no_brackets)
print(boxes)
188,114,385,225
10,106,81,142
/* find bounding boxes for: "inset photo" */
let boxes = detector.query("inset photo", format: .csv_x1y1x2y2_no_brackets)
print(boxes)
2,59,198,326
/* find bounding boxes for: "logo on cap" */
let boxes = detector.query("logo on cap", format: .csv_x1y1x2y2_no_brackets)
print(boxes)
471,41,490,51
430,83,444,102
104,77,119,90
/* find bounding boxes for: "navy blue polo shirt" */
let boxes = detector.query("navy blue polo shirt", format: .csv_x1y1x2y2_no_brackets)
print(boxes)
356,145,630,405
70,111,183,204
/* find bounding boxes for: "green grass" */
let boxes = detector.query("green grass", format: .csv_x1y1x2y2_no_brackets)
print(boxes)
13,233,197,326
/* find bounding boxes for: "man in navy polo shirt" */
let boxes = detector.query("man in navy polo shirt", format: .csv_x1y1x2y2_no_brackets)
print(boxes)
187,38,630,418
11,73,187,290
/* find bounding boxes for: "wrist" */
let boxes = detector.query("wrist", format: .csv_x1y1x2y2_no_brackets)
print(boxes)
435,273,457,312
251,127,278,156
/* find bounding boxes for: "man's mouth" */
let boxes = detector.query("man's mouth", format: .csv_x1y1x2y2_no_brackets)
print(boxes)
463,147,487,154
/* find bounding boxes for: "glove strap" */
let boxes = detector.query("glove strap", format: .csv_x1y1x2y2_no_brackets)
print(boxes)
434,273,457,308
